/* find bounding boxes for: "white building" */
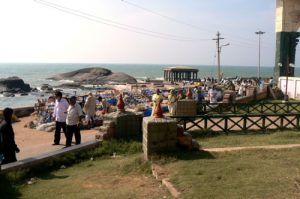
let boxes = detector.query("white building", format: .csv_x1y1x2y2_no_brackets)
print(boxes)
278,77,300,100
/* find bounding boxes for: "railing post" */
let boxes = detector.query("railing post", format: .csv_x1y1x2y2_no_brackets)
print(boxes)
262,115,266,133
243,114,247,132
204,115,208,130
297,114,300,130
280,114,284,130
224,116,228,135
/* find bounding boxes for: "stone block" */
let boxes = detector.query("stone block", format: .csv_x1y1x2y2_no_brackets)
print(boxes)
176,99,197,116
143,117,177,160
104,111,143,139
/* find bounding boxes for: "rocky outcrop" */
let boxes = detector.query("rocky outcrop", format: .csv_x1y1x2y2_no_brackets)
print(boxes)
0,76,31,93
48,67,137,84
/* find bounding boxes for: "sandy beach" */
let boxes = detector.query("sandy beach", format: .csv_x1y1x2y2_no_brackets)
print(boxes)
12,116,98,161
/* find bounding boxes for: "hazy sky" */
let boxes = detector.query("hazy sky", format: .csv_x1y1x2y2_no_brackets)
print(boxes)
0,0,299,66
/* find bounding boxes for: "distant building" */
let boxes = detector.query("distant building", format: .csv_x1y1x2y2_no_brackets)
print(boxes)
163,66,198,82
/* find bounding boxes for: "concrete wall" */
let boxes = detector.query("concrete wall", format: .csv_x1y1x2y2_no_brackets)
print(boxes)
279,76,300,99
276,0,300,32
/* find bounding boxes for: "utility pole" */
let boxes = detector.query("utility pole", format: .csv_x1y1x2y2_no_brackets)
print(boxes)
213,32,229,83
255,31,265,79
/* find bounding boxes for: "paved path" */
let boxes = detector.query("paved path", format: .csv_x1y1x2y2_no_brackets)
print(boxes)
203,144,300,152
13,116,98,160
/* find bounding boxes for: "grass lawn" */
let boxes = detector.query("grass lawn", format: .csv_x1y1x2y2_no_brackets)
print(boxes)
192,130,300,148
17,154,171,199
3,131,300,199
163,148,300,199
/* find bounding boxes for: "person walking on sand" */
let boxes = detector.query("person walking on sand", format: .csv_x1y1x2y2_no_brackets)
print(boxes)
0,108,20,165
83,92,96,129
52,91,69,145
66,96,84,147
151,89,163,116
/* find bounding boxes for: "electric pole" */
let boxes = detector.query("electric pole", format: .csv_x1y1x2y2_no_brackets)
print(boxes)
213,32,229,83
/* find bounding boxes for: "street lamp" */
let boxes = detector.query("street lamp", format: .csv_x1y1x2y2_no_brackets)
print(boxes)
218,43,230,81
255,31,265,79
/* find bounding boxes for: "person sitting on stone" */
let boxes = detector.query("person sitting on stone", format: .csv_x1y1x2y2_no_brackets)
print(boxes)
98,96,109,114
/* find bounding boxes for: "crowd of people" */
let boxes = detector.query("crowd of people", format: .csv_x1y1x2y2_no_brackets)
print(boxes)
0,90,107,165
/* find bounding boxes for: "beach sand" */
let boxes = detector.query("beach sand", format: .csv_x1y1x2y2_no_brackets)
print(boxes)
12,116,97,161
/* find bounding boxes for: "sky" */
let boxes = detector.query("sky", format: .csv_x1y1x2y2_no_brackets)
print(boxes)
0,0,299,67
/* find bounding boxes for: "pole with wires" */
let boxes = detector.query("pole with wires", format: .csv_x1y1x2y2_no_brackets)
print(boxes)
213,32,229,83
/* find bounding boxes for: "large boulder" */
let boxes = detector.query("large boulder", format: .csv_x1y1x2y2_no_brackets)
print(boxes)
0,76,31,93
48,67,137,85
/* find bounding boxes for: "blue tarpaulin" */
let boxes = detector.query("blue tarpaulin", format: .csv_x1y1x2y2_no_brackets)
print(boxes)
107,98,117,106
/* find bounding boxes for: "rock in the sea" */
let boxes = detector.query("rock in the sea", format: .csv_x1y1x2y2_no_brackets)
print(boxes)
48,67,137,84
0,76,31,93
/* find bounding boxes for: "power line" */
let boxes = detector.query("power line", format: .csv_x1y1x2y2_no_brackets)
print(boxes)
34,0,210,42
121,0,212,32
121,0,275,48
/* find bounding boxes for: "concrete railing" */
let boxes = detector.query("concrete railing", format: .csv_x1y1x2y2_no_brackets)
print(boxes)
0,140,101,173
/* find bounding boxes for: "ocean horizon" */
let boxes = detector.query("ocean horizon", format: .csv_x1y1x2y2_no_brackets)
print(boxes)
0,63,299,108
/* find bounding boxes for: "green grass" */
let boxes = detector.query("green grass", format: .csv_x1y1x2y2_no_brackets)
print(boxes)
192,130,300,148
4,130,300,198
162,148,300,199
19,154,171,199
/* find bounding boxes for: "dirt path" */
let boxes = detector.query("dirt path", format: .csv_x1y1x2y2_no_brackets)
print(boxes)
203,143,300,152
12,116,97,160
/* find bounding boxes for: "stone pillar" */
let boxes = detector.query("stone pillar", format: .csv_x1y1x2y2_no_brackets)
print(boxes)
274,0,300,84
143,117,177,161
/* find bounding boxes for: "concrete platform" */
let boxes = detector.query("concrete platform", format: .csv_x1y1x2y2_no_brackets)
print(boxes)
1,140,101,173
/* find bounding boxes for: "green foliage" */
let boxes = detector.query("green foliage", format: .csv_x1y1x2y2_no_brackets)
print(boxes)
0,174,21,198
93,139,142,158
164,148,300,198
193,130,300,148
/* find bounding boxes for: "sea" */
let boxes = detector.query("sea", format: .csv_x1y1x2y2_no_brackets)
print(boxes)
0,63,299,109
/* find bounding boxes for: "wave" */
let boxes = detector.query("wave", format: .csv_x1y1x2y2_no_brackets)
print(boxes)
58,79,74,83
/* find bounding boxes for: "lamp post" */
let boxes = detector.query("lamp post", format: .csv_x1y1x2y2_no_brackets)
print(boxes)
218,43,230,81
255,31,265,79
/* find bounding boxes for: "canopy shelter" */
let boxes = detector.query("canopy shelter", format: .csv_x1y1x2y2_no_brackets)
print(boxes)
163,66,199,82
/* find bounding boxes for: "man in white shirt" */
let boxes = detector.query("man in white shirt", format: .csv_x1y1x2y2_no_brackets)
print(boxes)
66,96,84,147
208,85,218,103
52,91,69,145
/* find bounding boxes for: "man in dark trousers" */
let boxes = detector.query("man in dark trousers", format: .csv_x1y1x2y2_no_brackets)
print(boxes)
0,108,20,164
53,91,69,145
66,96,84,147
